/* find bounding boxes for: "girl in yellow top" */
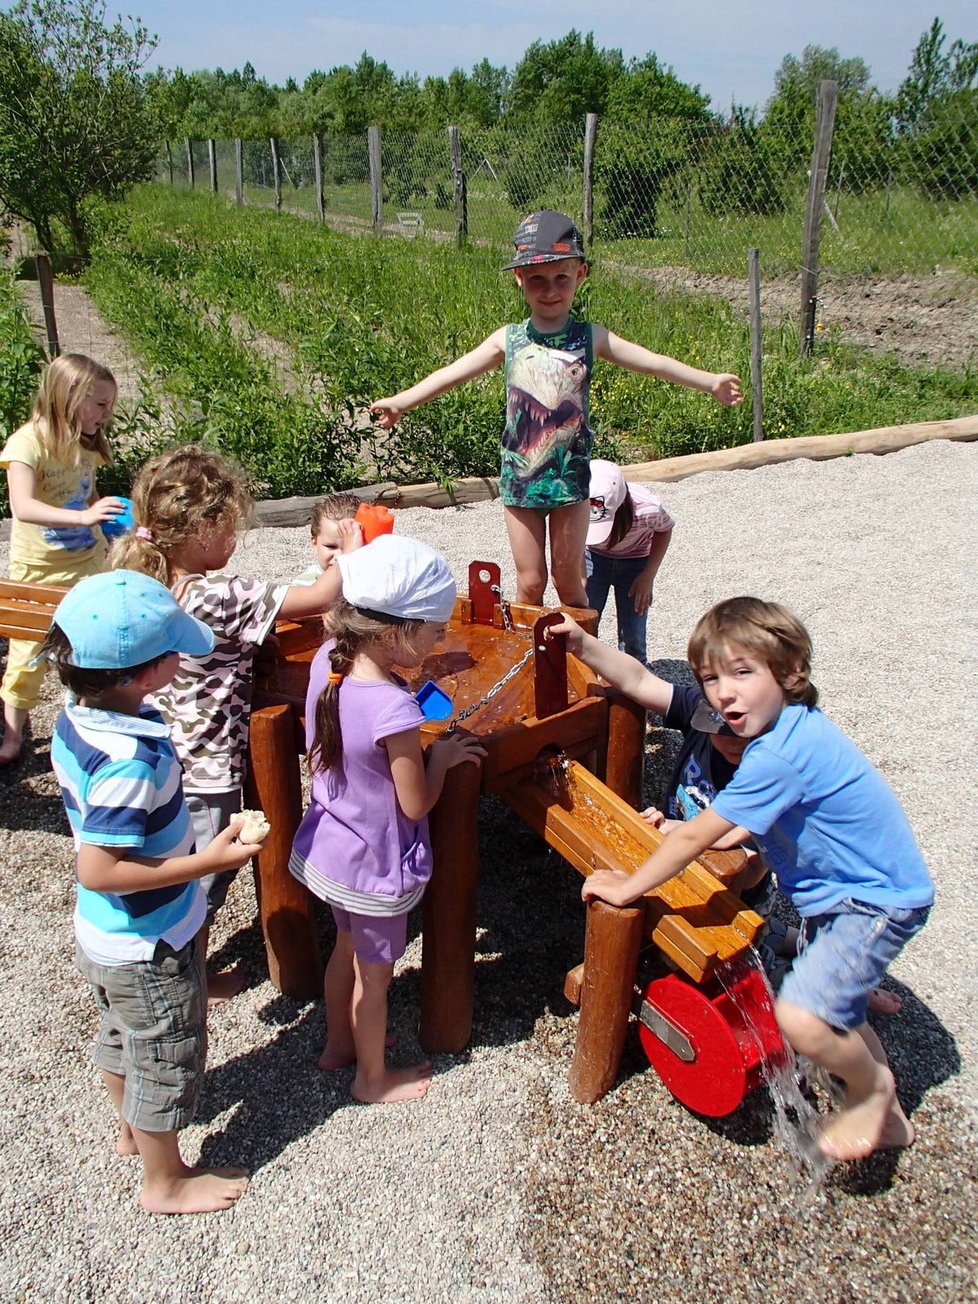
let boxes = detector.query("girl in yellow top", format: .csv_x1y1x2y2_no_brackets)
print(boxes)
0,354,125,764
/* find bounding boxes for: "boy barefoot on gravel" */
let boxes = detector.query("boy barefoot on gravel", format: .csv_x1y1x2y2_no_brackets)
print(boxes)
371,210,740,609
569,597,933,1162
43,570,263,1213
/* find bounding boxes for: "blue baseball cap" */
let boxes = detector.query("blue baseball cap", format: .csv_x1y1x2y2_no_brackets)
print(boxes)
53,570,215,669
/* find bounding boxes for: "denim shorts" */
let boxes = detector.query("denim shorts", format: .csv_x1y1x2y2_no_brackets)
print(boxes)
331,906,408,966
779,899,930,1031
76,938,205,1132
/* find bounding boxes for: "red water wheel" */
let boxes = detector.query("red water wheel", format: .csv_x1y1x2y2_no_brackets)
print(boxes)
637,968,787,1117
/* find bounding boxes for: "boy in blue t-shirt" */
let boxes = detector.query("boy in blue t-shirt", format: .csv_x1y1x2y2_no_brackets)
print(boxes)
573,596,933,1163
44,570,264,1214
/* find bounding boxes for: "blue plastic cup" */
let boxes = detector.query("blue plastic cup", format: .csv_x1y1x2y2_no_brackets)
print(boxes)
101,496,134,538
414,681,453,721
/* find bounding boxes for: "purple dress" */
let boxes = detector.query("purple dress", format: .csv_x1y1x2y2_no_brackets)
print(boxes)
288,642,431,916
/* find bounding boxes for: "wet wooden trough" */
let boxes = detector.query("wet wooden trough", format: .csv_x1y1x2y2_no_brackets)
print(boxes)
246,561,763,1104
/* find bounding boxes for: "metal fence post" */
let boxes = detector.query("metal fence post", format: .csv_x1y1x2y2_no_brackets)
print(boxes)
208,139,218,194
799,79,838,357
583,112,598,247
748,248,764,442
185,137,194,189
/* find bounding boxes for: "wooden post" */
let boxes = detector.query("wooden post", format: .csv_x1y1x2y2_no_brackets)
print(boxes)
448,125,467,246
312,132,325,223
270,137,282,214
35,253,60,359
208,138,218,193
683,174,693,262
185,137,194,188
799,79,838,357
420,760,482,1052
602,687,646,811
748,247,764,442
368,125,383,231
234,138,243,206
583,112,598,246
165,140,173,185
245,705,323,999
568,899,645,1103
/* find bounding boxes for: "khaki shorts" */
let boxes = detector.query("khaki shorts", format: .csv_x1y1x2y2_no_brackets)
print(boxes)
76,938,205,1133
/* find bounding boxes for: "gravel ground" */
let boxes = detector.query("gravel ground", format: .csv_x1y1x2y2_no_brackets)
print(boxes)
1,438,977,1303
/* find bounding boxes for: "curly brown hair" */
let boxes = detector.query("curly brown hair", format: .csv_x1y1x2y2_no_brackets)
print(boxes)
110,445,254,584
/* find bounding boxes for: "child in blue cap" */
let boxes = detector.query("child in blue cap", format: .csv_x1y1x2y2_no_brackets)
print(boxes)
371,209,740,611
42,570,263,1214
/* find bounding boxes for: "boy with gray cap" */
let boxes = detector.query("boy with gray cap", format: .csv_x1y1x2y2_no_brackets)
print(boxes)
371,209,741,613
42,569,262,1214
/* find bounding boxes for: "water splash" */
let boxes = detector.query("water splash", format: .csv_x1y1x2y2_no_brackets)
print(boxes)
713,952,836,1198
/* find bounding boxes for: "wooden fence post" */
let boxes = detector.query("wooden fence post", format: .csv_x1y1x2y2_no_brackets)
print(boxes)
748,247,764,442
208,139,218,193
270,137,282,214
448,125,467,246
165,140,173,185
185,137,194,188
368,126,383,231
799,79,838,357
35,253,60,359
583,112,598,247
234,138,243,206
312,132,325,224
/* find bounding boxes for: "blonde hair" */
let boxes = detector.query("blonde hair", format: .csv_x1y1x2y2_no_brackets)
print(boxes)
310,599,425,774
310,492,361,536
687,596,818,708
111,445,253,584
32,353,115,464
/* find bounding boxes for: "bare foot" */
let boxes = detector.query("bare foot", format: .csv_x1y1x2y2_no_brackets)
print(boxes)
116,1121,138,1157
317,1031,398,1071
876,1101,916,1151
0,735,23,766
819,1071,897,1161
351,1061,432,1104
140,1167,250,1214
206,966,246,1006
868,987,903,1016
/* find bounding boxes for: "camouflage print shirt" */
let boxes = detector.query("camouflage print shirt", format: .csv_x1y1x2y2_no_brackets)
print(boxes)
500,318,594,509
154,573,288,794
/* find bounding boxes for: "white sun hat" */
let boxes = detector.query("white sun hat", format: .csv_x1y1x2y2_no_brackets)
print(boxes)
337,534,457,623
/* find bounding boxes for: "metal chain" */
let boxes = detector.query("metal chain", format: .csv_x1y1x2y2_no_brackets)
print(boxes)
491,584,513,633
446,644,535,734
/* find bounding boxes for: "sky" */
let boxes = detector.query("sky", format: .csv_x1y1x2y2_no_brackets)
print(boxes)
136,1,976,112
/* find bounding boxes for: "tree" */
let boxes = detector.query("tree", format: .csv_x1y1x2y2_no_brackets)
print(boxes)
897,17,978,129
0,0,160,253
509,30,625,125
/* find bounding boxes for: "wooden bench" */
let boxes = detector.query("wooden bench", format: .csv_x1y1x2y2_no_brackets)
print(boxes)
0,579,68,643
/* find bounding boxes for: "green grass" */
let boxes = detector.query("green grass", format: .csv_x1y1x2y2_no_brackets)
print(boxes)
82,185,977,496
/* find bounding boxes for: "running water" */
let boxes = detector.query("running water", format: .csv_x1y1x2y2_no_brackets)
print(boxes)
712,952,837,1197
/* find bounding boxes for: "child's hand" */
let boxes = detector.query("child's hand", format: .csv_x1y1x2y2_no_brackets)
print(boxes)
640,808,682,836
336,517,364,553
581,868,639,906
430,731,486,771
369,397,403,429
711,374,742,406
203,822,264,872
80,496,126,526
542,613,585,654
628,572,655,614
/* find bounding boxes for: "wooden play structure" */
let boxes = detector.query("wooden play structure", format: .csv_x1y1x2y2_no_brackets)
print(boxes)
247,561,784,1114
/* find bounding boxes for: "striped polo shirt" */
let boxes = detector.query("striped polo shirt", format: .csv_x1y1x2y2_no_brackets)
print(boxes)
51,695,205,965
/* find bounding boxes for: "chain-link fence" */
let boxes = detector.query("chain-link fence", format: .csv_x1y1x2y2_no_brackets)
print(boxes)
158,95,977,372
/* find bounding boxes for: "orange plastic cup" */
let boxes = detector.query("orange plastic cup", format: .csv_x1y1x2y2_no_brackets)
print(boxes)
355,502,395,543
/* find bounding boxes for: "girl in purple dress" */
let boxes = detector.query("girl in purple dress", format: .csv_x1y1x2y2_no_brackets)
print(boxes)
289,536,485,1103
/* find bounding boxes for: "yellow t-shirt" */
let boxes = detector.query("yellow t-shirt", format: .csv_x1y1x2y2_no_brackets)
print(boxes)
0,422,108,570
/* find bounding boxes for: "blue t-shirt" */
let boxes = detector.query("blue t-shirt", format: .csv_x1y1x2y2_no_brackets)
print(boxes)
710,703,934,917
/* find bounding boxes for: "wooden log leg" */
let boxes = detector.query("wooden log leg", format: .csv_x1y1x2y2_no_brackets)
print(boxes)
568,898,645,1103
246,704,323,999
603,688,647,810
420,760,482,1052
